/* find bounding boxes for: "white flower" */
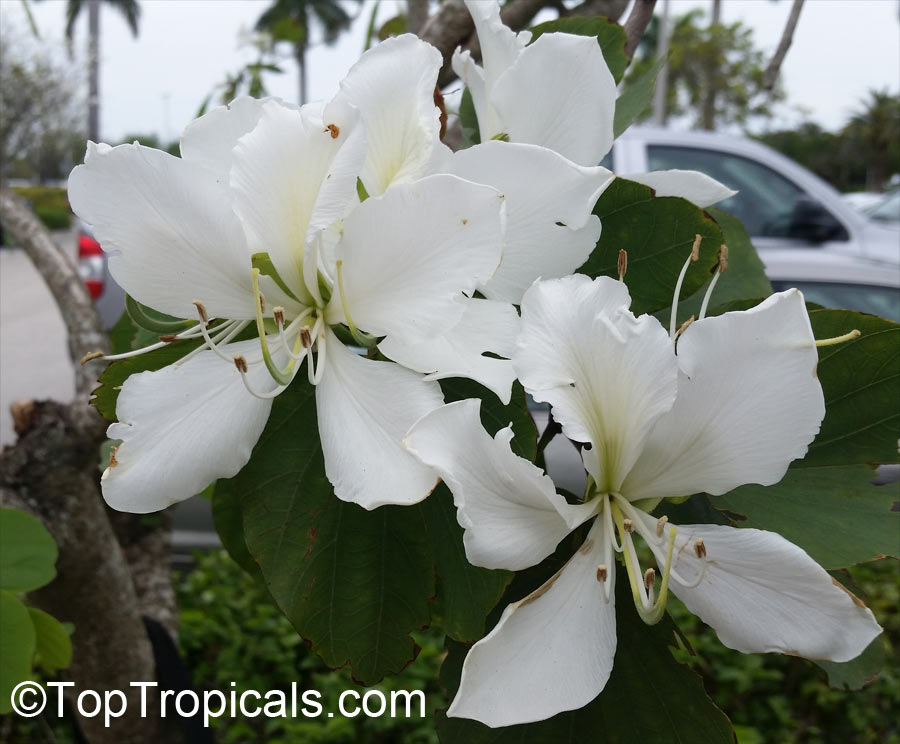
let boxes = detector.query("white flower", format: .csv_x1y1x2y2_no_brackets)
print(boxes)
453,0,736,208
405,270,883,727
70,81,507,512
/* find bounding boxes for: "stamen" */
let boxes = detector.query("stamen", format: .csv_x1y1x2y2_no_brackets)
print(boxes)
815,329,861,347
675,315,695,340
596,565,608,583
108,446,119,468
644,568,656,590
273,307,285,327
694,537,707,559
669,235,702,338
235,364,292,401
698,244,728,321
258,292,266,315
622,518,634,533
252,268,303,386
159,335,178,343
233,354,249,374
324,123,340,138
174,320,249,368
192,299,209,325
617,249,628,282
301,327,312,348
309,331,327,385
656,515,669,537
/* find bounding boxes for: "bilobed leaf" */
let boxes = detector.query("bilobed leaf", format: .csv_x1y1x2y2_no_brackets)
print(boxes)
529,17,628,83
0,508,57,592
613,56,665,137
418,486,511,642
29,607,72,674
437,578,734,743
802,309,900,468
0,592,36,714
235,375,433,685
711,465,898,569
580,179,723,316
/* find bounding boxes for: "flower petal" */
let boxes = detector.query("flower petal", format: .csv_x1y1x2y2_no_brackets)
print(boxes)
326,174,504,344
179,96,266,180
229,99,364,303
492,32,616,165
378,298,519,404
622,289,825,503
515,275,678,491
447,520,615,727
333,34,446,196
624,170,737,208
102,338,280,513
316,330,443,509
68,141,256,320
654,523,882,662
405,399,594,570
445,141,612,303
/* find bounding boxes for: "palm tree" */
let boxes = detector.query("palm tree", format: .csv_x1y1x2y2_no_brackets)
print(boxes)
255,0,360,105
36,0,141,142
845,90,900,192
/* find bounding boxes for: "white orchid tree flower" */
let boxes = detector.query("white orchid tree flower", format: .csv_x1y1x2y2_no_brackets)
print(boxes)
405,266,882,727
69,84,508,513
453,0,737,208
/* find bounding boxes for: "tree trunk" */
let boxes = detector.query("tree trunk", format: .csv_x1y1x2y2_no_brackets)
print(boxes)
763,0,805,93
87,0,100,142
407,0,430,36
652,0,671,126
700,0,721,130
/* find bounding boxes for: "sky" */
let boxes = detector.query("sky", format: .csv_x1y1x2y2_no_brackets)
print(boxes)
2,0,899,144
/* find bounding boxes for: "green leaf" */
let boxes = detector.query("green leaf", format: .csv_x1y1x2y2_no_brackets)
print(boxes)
614,56,665,137
529,17,628,83
235,376,434,685
0,592,36,714
814,634,886,691
91,337,203,420
711,465,898,570
437,577,734,743
459,87,480,147
664,207,772,326
418,486,511,642
29,607,72,674
0,508,57,592
580,179,723,316
211,479,262,579
802,309,900,468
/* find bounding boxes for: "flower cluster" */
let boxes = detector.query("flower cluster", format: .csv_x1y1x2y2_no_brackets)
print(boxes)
71,0,882,728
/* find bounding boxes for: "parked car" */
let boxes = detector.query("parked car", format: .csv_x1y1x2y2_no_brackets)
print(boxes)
77,129,900,553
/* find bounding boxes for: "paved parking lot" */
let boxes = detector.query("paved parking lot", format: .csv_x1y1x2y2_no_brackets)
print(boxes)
0,230,77,446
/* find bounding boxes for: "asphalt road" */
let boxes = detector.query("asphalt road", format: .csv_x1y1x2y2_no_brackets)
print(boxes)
0,229,77,447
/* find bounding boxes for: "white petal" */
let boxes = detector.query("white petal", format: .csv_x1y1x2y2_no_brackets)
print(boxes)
68,142,256,320
379,298,519,404
180,96,266,180
229,99,364,303
316,330,443,509
623,289,825,503
463,0,530,97
654,524,882,662
492,33,616,165
102,338,280,513
451,48,496,139
515,276,678,491
404,400,595,570
326,174,504,344
446,141,612,302
447,520,615,727
334,34,443,196
624,170,737,208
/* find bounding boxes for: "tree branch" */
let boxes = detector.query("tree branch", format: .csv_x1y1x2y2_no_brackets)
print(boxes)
763,0,805,92
623,0,657,60
407,0,431,36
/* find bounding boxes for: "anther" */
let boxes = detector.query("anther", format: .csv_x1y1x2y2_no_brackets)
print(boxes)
108,446,119,469
691,234,702,261
273,307,285,327
656,515,669,537
300,327,312,348
192,299,209,324
716,244,729,274
644,568,656,590
675,315,695,339
617,249,628,282
596,565,608,583
694,538,707,559
324,123,340,138
80,351,105,365
159,334,178,343
623,518,634,533
233,354,249,374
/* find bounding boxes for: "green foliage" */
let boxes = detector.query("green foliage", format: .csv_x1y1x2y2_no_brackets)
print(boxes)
0,593,36,715
613,56,665,138
177,549,443,744
11,186,72,230
0,507,58,592
580,178,724,315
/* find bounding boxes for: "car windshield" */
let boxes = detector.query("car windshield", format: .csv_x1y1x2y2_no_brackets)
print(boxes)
865,191,900,224
770,280,900,323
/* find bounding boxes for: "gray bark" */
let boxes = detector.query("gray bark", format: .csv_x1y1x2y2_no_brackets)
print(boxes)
763,0,805,92
624,0,658,60
88,0,100,142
